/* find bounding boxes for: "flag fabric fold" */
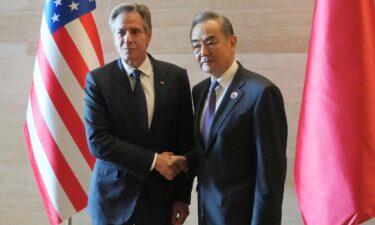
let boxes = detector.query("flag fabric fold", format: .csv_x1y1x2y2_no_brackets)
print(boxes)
295,0,375,224
24,0,103,224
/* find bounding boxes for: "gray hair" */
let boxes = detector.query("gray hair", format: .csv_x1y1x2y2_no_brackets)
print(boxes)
190,11,234,39
109,3,152,34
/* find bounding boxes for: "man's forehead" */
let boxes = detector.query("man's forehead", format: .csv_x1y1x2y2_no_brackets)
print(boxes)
115,22,143,28
114,12,142,25
191,34,216,43
192,20,221,34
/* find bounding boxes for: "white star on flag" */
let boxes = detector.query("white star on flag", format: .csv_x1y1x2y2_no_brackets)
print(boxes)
51,13,59,22
69,1,79,11
54,0,62,7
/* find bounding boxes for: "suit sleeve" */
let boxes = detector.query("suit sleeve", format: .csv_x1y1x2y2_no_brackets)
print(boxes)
84,72,154,180
251,85,288,225
183,85,200,179
172,69,195,204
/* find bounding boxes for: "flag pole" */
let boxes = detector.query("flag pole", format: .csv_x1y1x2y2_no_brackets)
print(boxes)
66,217,72,225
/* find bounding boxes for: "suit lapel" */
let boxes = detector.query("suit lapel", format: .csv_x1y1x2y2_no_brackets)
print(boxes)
112,59,144,132
205,67,246,152
148,56,166,133
112,56,167,135
194,79,211,151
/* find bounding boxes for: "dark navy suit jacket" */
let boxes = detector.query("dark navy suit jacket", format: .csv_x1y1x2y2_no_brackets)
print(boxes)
84,55,194,225
187,63,287,225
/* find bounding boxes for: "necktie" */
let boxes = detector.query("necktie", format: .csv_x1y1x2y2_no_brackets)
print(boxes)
131,69,148,131
202,80,219,146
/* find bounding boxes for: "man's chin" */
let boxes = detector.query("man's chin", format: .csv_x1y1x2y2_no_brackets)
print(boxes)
201,65,213,75
121,54,133,62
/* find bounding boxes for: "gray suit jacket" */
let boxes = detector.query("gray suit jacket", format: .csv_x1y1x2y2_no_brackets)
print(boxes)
84,55,194,225
187,62,287,225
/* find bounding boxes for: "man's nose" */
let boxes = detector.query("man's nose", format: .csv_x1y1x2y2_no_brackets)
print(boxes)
200,44,209,56
123,32,133,43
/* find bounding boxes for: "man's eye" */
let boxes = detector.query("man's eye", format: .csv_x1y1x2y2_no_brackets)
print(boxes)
131,29,140,34
116,31,125,36
193,44,201,49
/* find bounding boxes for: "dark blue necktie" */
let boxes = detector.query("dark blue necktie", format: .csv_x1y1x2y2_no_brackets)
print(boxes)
202,80,219,145
131,69,148,131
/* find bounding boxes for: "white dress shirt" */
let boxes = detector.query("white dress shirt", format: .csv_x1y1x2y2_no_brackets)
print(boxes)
200,61,239,133
121,56,157,170
121,56,155,128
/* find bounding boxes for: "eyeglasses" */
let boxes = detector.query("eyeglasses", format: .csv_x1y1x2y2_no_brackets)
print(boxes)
191,40,218,55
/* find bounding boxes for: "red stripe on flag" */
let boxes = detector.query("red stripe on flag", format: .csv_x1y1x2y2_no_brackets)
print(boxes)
53,27,89,89
80,13,104,66
29,79,87,211
24,122,62,225
37,39,95,169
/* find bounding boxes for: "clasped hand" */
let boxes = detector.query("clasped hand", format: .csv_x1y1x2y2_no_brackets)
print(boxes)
154,152,187,180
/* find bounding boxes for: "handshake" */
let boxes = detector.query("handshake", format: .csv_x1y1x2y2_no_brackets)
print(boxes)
154,152,188,180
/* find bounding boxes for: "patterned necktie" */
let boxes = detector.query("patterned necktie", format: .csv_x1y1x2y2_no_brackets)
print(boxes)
131,69,148,131
202,80,219,146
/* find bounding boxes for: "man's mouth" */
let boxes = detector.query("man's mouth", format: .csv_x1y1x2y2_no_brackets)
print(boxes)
200,57,212,64
121,44,135,50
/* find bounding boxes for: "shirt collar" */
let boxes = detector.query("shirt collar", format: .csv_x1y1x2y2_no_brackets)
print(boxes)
121,55,153,77
210,61,238,90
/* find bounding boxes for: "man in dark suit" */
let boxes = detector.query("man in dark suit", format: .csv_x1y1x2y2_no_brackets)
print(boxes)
84,3,193,225
171,11,288,225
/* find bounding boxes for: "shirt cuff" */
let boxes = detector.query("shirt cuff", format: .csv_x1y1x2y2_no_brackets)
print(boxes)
150,153,157,171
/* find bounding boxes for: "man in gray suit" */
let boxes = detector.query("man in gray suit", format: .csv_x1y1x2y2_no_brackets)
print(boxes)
171,11,288,225
84,3,193,225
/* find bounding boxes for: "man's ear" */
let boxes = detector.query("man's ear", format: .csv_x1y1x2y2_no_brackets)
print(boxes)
230,35,237,52
146,31,152,46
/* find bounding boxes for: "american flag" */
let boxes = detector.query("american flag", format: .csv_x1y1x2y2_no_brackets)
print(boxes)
24,0,103,224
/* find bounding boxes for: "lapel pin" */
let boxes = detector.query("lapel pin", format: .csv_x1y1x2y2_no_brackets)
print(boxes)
160,81,165,85
231,91,238,99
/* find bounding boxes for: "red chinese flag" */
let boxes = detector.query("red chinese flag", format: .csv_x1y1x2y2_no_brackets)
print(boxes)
295,0,375,224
